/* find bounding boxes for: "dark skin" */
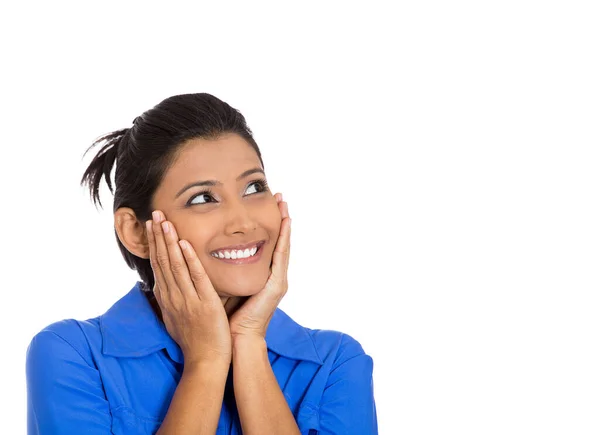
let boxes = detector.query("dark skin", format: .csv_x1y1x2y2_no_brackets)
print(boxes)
114,133,299,433
114,133,283,324
146,288,249,325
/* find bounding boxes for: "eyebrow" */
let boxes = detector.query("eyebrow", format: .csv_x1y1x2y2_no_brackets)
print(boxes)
175,167,265,199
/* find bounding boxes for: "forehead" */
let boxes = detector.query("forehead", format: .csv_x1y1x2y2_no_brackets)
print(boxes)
169,133,260,178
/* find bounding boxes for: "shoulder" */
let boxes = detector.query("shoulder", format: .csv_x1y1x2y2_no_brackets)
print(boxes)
303,329,378,433
306,324,372,369
268,308,370,367
26,318,114,433
310,328,366,353
26,316,102,368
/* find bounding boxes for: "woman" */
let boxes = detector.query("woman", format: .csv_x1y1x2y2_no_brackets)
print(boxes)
25,93,378,434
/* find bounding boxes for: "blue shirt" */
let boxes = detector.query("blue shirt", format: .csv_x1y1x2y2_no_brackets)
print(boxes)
26,281,378,434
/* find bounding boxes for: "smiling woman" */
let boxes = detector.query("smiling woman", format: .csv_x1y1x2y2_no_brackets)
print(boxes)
24,93,378,435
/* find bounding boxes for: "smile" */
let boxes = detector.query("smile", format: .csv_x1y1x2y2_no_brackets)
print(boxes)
210,242,265,264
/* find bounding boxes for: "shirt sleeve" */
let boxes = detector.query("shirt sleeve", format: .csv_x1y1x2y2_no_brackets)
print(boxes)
26,329,113,434
317,334,378,434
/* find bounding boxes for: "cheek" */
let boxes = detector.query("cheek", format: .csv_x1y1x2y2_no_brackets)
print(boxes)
178,228,212,254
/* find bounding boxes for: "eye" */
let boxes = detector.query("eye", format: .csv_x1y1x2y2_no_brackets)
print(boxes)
188,189,216,206
246,179,269,195
187,179,269,206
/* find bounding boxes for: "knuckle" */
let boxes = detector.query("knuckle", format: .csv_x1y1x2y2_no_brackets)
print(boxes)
169,260,186,274
189,269,207,283
156,252,169,268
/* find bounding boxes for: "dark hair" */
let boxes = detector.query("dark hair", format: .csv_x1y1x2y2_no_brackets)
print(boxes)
80,93,265,295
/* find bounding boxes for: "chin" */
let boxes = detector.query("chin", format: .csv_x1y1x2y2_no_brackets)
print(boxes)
214,275,269,297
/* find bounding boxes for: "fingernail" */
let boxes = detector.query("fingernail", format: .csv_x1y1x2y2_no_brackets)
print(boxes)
152,211,160,222
146,220,152,233
162,221,169,233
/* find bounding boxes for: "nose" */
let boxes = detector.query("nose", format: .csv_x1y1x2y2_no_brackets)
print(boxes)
223,201,258,234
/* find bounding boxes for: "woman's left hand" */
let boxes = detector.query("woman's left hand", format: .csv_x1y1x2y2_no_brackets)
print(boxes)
228,193,291,340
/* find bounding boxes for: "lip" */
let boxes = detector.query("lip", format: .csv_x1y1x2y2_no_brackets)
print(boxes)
210,241,265,265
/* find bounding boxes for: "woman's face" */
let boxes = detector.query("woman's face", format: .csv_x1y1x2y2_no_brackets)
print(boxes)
149,133,281,298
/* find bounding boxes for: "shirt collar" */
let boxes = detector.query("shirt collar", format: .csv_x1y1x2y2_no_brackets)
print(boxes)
100,281,323,366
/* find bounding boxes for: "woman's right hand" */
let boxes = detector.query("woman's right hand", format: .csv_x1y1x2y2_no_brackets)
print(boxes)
146,210,232,366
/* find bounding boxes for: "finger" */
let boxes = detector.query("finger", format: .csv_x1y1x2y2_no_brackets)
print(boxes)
279,199,289,220
270,212,292,285
146,219,167,308
160,219,202,303
152,211,184,309
178,238,220,303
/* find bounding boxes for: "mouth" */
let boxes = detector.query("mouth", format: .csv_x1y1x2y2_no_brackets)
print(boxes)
210,241,266,265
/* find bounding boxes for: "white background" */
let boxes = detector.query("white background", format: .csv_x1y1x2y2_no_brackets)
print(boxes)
2,1,599,434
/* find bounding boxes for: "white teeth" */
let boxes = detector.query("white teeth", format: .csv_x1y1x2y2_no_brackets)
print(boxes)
211,245,260,260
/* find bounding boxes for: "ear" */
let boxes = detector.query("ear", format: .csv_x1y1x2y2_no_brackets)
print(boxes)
114,207,149,259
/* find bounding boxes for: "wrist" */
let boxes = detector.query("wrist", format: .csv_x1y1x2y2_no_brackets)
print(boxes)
183,355,231,373
232,334,267,352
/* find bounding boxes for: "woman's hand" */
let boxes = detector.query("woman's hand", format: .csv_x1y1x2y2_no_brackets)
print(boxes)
228,193,291,340
146,211,232,366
